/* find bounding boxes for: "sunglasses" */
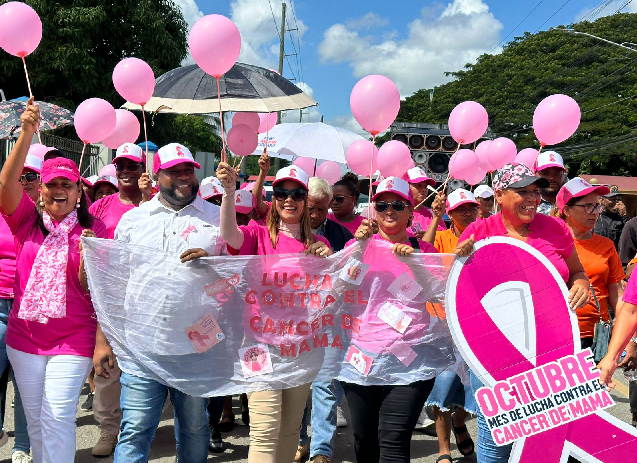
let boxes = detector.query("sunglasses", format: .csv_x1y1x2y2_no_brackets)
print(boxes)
331,195,352,205
273,187,308,202
115,162,143,172
19,172,39,183
375,200,408,213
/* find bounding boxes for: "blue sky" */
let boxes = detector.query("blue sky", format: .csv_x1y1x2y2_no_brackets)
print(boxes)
175,0,637,134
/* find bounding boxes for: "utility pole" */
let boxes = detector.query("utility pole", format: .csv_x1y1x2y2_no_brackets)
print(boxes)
274,1,286,172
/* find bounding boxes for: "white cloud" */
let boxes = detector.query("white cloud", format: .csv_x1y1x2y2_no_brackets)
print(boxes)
346,12,389,31
173,0,203,29
324,115,370,137
576,0,637,22
318,0,503,96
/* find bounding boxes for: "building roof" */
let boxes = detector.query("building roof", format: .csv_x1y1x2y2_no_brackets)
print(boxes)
580,175,637,194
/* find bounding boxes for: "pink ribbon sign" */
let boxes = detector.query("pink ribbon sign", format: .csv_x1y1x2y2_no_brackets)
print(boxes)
446,237,637,462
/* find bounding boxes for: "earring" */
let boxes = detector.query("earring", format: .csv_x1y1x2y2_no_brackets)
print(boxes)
76,198,80,209
38,196,44,207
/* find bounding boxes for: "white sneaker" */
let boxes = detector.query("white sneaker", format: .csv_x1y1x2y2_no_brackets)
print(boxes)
12,451,33,463
336,406,348,427
416,407,435,429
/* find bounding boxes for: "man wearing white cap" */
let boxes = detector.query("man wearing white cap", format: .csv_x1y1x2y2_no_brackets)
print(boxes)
402,167,446,236
94,143,225,463
473,185,494,219
534,150,567,215
199,176,224,206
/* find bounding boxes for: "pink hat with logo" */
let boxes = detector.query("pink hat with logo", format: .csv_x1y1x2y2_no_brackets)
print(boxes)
114,143,144,164
372,177,413,203
446,188,478,213
534,150,566,172
272,165,309,189
82,175,98,187
23,154,43,173
41,158,80,184
556,177,610,213
199,176,224,200
235,190,255,214
403,167,436,187
241,181,266,199
153,143,201,174
93,175,119,191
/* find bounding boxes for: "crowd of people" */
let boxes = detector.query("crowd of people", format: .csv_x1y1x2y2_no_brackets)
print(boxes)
0,100,634,463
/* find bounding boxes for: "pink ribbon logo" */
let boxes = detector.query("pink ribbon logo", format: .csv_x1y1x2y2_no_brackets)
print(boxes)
386,179,394,189
289,168,297,178
181,224,197,240
446,237,637,462
176,146,186,157
187,330,210,347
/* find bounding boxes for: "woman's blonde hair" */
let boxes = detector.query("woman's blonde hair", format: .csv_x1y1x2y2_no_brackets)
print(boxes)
266,197,314,249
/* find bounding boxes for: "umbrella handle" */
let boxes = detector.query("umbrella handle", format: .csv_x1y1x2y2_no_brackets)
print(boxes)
21,56,41,144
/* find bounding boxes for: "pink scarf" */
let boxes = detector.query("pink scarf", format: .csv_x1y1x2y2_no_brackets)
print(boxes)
19,210,78,324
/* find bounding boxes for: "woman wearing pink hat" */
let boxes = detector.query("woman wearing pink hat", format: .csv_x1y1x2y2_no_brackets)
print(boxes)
0,100,107,463
217,161,332,463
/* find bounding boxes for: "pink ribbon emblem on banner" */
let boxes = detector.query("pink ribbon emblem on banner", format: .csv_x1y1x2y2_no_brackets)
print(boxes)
446,237,637,462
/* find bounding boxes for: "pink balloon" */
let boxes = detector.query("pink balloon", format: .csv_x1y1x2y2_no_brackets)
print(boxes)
74,98,117,144
101,110,141,149
233,113,260,132
227,124,258,157
487,137,517,170
465,166,487,186
533,94,581,146
316,161,342,184
407,158,415,170
99,164,117,178
189,15,241,78
293,157,317,176
346,139,378,177
0,2,42,57
515,148,540,170
448,101,488,144
257,113,277,133
28,143,54,161
475,140,494,172
449,149,479,181
113,58,155,105
350,75,400,135
377,140,412,178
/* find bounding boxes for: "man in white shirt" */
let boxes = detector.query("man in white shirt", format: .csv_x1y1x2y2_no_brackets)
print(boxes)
93,143,225,463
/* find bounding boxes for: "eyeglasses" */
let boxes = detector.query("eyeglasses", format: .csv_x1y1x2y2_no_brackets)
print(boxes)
452,206,479,216
572,203,604,214
115,162,142,172
331,195,352,205
19,172,39,183
375,200,408,213
273,187,308,202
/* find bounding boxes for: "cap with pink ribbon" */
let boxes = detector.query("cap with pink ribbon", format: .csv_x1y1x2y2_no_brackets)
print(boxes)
493,163,549,191
153,143,201,175
93,175,119,191
556,177,610,214
23,154,43,174
235,190,255,214
199,177,224,200
534,150,566,173
114,143,144,164
446,188,478,213
403,167,436,187
40,158,80,184
241,182,266,200
273,166,309,189
372,177,413,203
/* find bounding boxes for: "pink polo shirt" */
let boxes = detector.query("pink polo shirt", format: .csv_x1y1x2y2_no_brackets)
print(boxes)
228,221,330,256
0,217,17,299
623,270,637,305
2,192,107,357
460,212,574,283
328,213,364,236
410,207,447,234
89,193,137,239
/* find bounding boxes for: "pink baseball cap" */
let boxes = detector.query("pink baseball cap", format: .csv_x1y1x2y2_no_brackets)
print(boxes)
446,188,478,213
556,177,610,213
534,150,566,172
272,165,309,189
403,167,436,187
114,143,144,164
41,158,80,184
235,190,255,214
241,182,266,200
372,175,384,187
199,176,224,200
93,175,119,191
153,143,201,174
28,143,55,162
23,154,43,173
82,175,98,187
372,177,413,203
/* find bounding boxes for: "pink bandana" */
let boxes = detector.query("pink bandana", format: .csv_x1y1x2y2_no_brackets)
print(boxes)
19,210,78,324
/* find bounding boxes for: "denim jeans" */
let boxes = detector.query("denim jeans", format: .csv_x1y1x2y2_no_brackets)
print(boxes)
114,372,209,463
299,380,344,458
0,298,11,430
12,375,30,453
470,370,512,463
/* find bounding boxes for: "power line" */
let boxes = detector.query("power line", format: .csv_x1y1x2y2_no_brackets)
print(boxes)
289,1,305,84
534,0,573,33
490,0,546,53
266,0,298,81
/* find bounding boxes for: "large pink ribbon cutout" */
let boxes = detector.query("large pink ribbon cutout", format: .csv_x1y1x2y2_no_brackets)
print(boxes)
446,237,637,462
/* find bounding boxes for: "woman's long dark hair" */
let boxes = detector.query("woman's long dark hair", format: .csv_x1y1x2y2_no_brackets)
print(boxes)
36,181,94,236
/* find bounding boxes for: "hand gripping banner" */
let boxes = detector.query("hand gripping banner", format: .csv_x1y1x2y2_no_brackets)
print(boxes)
82,237,455,397
445,237,637,463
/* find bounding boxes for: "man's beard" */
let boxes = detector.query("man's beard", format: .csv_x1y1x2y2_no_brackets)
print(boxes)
160,181,199,207
541,186,559,197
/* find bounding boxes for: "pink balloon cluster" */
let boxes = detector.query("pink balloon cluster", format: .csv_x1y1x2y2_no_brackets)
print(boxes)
350,75,400,136
346,140,378,177
377,140,411,178
112,58,155,106
75,98,117,144
316,161,341,184
101,109,140,149
533,94,581,146
470,137,517,181
233,113,260,132
258,113,277,133
448,101,488,144
0,2,42,58
189,15,241,78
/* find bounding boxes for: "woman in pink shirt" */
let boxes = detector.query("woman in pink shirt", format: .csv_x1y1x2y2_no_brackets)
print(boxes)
328,172,364,236
0,100,107,463
217,162,331,463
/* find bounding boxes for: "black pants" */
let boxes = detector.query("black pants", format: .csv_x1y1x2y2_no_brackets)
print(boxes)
341,379,434,463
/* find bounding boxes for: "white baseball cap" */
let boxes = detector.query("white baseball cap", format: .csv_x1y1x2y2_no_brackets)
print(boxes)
83,175,99,187
372,177,413,203
446,188,478,213
153,143,201,174
403,167,436,186
535,150,566,172
556,177,610,213
273,165,309,189
473,185,494,199
93,175,119,191
114,143,144,163
23,154,43,173
235,190,255,214
199,176,224,200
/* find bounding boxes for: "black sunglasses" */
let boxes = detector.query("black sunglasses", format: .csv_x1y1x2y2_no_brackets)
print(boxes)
19,172,39,183
331,195,351,204
273,187,308,202
375,200,408,213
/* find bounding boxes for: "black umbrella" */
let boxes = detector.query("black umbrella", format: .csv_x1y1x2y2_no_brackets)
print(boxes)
123,63,317,114
0,98,73,139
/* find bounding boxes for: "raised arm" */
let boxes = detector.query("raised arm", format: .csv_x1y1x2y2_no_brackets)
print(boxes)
0,98,40,215
422,192,446,245
253,150,270,219
217,162,245,250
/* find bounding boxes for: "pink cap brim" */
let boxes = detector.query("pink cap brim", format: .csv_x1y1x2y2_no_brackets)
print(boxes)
41,171,79,184
154,159,201,174
93,180,119,190
81,177,94,187
536,163,566,172
236,205,253,214
408,176,436,186
113,154,144,163
272,177,308,189
202,193,223,200
447,199,478,213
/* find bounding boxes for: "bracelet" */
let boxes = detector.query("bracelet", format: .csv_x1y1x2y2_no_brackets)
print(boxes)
631,336,637,344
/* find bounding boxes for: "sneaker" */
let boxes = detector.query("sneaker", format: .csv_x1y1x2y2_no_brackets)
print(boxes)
336,406,347,428
311,456,331,463
81,392,94,411
0,431,8,448
294,443,309,462
416,407,436,435
12,451,32,463
91,433,118,457
209,425,224,453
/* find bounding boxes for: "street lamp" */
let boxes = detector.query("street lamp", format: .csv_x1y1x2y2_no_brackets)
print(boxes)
556,28,637,53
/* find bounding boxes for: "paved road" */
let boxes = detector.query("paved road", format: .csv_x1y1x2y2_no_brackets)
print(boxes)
0,373,632,463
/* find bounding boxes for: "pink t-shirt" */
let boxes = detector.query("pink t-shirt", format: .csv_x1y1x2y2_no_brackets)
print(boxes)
460,213,574,283
0,217,17,299
2,192,107,357
89,194,137,239
410,207,447,234
328,213,364,236
623,270,637,305
229,221,331,256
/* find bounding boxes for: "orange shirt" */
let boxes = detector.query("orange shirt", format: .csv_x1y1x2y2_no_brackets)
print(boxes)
574,234,625,338
426,229,461,320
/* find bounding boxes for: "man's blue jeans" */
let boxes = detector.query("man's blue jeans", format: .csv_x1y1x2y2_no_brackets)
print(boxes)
299,380,343,458
114,372,209,463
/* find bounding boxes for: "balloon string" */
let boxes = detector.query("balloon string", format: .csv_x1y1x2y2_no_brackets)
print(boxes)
368,135,376,220
141,105,150,175
22,56,41,144
216,77,227,164
78,143,87,173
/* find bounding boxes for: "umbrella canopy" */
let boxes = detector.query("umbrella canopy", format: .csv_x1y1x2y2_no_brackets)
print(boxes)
252,123,363,164
0,98,73,139
124,63,317,114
